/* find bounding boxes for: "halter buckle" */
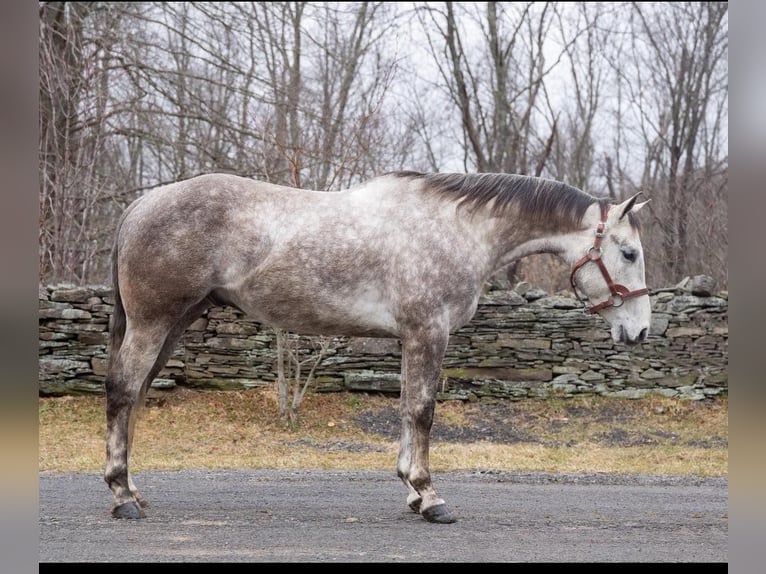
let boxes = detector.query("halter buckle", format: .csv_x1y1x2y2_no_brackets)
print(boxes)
594,221,606,238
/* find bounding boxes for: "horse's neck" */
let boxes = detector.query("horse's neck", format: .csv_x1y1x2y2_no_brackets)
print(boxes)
488,203,600,272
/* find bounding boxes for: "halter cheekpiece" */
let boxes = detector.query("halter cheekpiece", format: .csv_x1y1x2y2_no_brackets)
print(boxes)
569,202,649,313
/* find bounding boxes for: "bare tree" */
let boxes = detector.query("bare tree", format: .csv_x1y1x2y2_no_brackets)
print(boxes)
274,329,332,429
413,2,558,174
248,2,402,190
39,2,131,283
547,2,613,191
613,2,728,287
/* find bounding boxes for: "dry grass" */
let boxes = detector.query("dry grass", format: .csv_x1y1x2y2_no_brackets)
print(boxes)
39,387,727,477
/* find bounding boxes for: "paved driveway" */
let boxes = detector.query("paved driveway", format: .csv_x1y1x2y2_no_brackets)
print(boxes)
40,469,727,562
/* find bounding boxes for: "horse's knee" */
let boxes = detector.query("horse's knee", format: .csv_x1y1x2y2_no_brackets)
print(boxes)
403,398,436,430
416,404,435,430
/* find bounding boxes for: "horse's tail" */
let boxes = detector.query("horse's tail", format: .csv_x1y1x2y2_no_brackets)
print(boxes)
106,200,140,377
106,233,126,381
107,237,126,376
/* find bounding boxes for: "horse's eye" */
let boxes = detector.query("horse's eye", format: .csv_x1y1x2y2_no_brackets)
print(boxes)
622,248,637,263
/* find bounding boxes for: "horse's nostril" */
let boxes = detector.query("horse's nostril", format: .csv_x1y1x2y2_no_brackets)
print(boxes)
638,327,648,342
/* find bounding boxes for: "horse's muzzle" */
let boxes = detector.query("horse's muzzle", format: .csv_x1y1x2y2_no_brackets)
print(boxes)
619,325,648,346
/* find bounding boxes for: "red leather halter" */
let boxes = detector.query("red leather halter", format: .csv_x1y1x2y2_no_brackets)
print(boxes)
569,203,650,314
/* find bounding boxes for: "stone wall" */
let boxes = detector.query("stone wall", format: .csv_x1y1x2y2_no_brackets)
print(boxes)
38,278,728,401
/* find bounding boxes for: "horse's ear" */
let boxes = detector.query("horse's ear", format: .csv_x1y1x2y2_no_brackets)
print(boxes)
616,192,649,220
631,199,650,214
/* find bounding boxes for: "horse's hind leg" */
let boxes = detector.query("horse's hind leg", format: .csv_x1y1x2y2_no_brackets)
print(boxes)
105,322,169,518
105,301,211,518
396,326,455,524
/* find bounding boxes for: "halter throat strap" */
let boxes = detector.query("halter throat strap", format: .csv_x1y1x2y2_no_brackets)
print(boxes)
569,203,650,314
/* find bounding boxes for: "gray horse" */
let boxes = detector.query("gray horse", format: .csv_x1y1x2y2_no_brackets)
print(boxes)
104,171,651,523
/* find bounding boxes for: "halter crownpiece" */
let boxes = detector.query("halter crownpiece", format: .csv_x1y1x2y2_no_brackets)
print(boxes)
569,202,650,314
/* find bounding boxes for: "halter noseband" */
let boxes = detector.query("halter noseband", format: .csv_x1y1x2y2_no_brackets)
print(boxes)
569,203,649,314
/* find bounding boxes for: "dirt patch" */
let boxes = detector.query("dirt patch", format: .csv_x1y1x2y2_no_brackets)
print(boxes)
353,404,542,444
352,397,728,450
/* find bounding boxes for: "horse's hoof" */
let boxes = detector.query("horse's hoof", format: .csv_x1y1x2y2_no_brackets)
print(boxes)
112,501,146,519
421,503,457,524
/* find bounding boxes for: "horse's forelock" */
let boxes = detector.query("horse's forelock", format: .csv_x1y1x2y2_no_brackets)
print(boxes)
393,171,597,230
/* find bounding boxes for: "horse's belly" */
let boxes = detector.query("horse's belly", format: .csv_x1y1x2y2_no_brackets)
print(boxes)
232,287,399,338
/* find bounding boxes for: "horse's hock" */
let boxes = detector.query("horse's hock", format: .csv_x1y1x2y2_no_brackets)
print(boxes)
38,276,728,401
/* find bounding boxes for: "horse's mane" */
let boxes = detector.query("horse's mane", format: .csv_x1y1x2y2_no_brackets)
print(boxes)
391,171,639,230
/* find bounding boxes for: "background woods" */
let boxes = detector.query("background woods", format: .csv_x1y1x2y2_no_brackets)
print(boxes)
38,1,728,293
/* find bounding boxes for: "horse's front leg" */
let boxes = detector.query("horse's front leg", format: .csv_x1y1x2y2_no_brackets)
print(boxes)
397,326,456,524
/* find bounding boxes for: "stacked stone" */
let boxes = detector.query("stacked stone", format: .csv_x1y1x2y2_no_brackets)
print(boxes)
38,284,113,395
38,276,728,401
